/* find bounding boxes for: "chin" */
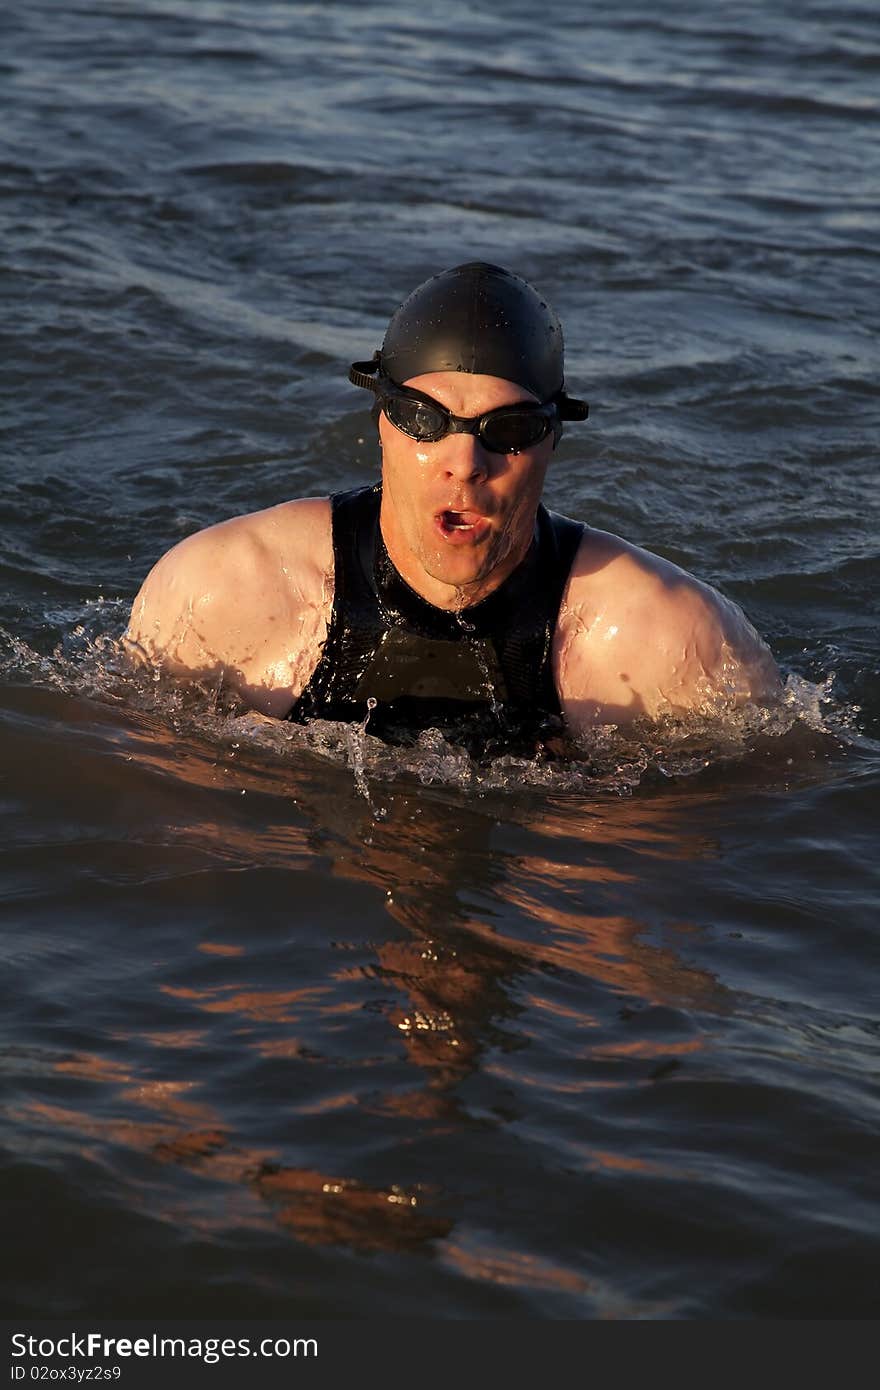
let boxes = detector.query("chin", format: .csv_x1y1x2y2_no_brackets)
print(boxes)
426,552,496,594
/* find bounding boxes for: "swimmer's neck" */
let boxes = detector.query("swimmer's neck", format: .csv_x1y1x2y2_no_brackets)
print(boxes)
380,524,534,612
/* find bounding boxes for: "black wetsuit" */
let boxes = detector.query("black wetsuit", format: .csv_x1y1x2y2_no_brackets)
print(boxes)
290,483,584,756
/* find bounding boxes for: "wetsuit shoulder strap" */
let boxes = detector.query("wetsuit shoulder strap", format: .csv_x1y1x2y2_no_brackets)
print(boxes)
538,504,585,608
495,504,583,714
292,483,381,721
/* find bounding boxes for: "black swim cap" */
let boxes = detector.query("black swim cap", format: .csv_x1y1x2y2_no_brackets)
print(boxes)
388,263,574,398
349,263,588,423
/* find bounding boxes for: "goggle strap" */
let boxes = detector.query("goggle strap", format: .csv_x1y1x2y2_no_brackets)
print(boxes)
555,389,589,420
349,352,383,393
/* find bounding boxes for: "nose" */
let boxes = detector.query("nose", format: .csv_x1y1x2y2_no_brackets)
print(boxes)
441,430,490,483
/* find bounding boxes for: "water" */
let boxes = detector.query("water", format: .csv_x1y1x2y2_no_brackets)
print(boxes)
1,0,879,1320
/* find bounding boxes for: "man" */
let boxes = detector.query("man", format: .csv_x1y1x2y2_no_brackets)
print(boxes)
125,262,780,749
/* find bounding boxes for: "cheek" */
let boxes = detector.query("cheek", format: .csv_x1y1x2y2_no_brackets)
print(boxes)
504,456,549,510
382,451,435,545
380,419,433,483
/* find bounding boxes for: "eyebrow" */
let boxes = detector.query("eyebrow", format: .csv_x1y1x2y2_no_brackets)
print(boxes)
407,386,541,413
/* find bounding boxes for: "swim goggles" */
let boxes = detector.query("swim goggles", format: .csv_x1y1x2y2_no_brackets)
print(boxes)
349,354,588,455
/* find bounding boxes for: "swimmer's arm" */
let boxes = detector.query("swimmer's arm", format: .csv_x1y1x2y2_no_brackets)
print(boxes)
554,543,782,731
124,525,289,715
125,500,332,718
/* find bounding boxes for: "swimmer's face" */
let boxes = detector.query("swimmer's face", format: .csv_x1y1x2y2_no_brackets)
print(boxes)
378,371,553,610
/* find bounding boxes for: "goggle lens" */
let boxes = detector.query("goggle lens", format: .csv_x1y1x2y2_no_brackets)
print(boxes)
386,397,448,441
480,411,550,453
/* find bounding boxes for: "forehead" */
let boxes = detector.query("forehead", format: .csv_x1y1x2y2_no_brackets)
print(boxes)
401,371,539,413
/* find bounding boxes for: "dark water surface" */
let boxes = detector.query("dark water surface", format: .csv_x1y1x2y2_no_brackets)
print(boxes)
1,0,879,1319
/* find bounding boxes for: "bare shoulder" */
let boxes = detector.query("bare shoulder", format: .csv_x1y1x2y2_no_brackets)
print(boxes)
144,495,331,575
125,497,333,716
553,526,781,729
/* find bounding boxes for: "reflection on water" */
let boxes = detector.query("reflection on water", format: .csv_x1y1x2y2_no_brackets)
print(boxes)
3,674,742,1261
18,1098,451,1255
1,651,877,1314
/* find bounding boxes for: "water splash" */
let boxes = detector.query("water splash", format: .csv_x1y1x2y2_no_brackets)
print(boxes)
0,612,868,803
343,697,388,820
453,608,503,718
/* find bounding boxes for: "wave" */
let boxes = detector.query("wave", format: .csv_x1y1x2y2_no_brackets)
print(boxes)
0,610,868,817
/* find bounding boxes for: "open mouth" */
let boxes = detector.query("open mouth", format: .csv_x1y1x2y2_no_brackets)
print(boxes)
436,509,490,540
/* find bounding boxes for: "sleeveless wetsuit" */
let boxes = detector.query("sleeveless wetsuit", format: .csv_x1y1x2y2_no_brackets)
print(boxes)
290,483,584,755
